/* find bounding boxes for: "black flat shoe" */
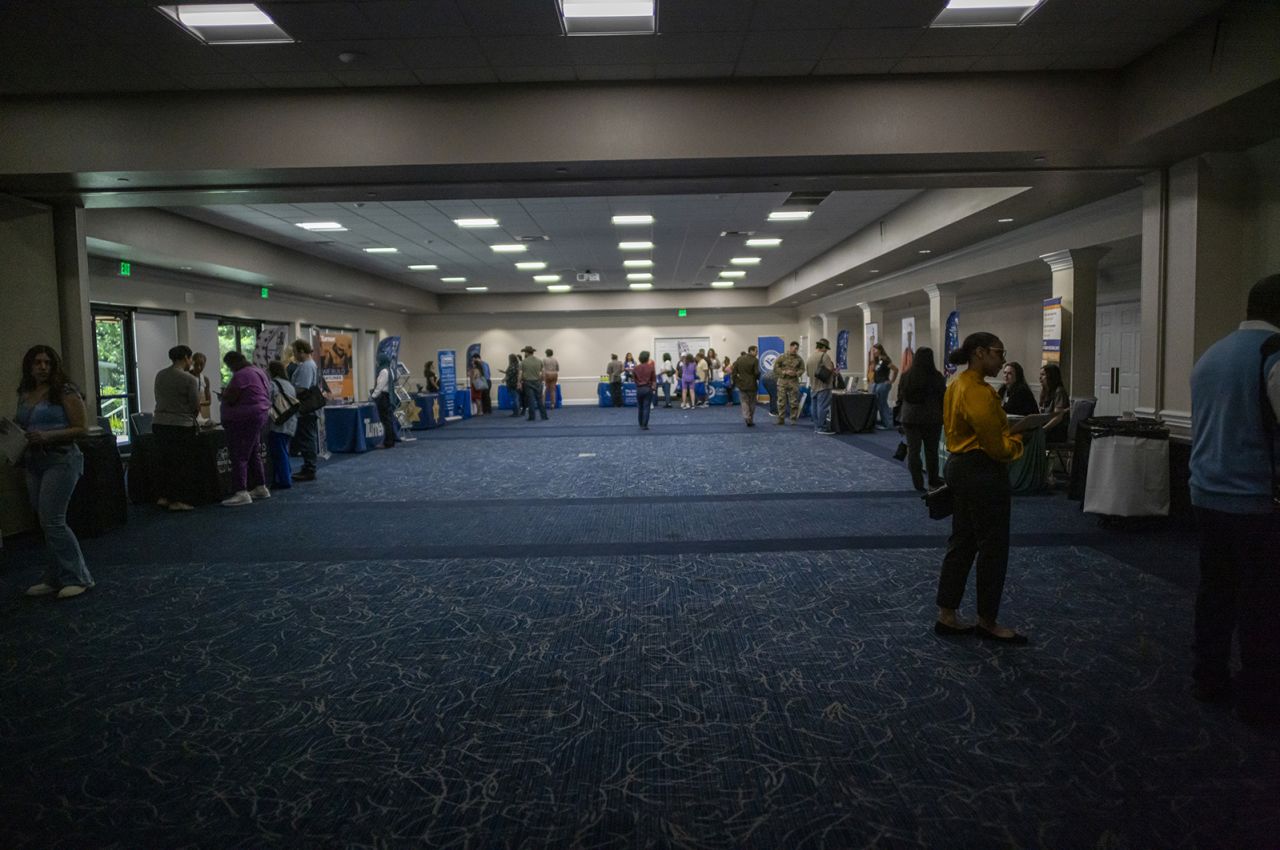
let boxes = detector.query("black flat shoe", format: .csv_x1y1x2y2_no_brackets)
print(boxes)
975,625,1029,645
933,621,975,636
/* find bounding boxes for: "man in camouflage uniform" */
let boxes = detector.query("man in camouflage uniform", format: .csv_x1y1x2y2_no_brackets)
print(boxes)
773,340,805,425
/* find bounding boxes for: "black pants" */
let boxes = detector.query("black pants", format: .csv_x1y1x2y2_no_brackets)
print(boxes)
151,424,197,504
480,390,492,415
610,381,622,407
1194,506,1280,720
374,393,397,447
936,451,1012,622
292,413,319,473
523,382,548,420
902,422,942,491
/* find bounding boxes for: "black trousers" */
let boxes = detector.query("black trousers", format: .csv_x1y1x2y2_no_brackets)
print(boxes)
292,413,319,473
374,393,397,447
902,422,942,491
610,381,623,407
151,423,197,504
1193,506,1280,719
936,450,1012,621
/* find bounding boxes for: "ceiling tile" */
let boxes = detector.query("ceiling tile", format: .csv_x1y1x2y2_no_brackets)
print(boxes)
824,28,923,59
813,57,896,75
252,71,344,88
335,69,421,87
494,65,577,83
738,31,835,63
303,40,408,70
357,0,471,38
968,53,1058,72
391,37,489,68
479,36,574,68
413,67,500,85
221,43,325,73
62,4,184,43
576,64,656,81
907,27,1011,57
658,0,754,33
1050,51,1141,70
843,0,944,28
456,0,563,36
734,60,818,77
749,0,855,31
654,62,737,79
891,56,978,74
175,73,264,90
259,3,378,41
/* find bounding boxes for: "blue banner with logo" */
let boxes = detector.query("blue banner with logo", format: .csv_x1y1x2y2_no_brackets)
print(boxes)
943,311,961,377
758,335,784,375
438,349,457,417
465,343,489,380
835,329,849,370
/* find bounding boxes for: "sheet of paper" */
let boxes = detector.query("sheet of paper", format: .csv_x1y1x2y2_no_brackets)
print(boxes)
0,417,28,465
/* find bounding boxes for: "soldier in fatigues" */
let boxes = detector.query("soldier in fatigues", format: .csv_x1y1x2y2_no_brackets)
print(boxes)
773,340,805,425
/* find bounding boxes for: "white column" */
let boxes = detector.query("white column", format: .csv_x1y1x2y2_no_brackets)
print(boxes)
1040,246,1108,403
51,206,95,409
176,309,197,346
924,283,961,361
857,301,885,381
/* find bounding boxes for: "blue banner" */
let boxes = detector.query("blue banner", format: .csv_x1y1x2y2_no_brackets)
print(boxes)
758,335,784,374
438,350,457,417
465,343,489,380
835,329,849,370
944,311,960,377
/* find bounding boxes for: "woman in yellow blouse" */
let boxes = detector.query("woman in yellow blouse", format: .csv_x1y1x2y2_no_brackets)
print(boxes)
935,332,1038,644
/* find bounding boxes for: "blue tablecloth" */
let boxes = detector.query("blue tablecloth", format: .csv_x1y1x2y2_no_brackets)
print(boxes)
598,382,639,407
407,393,444,430
500,384,563,410
324,404,379,453
453,389,472,419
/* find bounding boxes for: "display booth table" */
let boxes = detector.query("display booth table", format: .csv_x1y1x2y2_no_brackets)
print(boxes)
67,433,127,538
939,428,1049,494
452,389,473,419
1082,418,1170,516
324,404,381,453
829,392,877,433
407,393,444,430
597,382,640,407
706,380,732,406
499,385,563,410
129,427,272,505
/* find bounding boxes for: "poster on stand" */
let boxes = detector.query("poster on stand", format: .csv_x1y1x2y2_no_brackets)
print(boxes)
317,331,355,401
901,317,916,374
757,335,784,374
252,324,289,369
835,330,849,371
438,350,457,418
865,323,879,383
943,311,961,377
1042,298,1063,365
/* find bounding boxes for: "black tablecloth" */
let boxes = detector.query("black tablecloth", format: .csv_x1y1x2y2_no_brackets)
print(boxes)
830,392,877,433
129,428,272,506
67,434,128,538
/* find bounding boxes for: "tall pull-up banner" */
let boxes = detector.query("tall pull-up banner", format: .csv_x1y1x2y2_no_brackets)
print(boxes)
438,349,457,418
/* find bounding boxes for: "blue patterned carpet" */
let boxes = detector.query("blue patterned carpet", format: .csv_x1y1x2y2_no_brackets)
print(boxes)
0,406,1274,849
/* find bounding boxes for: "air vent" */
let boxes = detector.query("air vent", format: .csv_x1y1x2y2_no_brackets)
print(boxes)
720,230,756,237
516,235,550,242
780,191,830,208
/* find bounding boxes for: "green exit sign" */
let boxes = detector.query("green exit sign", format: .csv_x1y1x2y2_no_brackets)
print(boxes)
118,261,131,276
677,309,687,317
260,287,270,299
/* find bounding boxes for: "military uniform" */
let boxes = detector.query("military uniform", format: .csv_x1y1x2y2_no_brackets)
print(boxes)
772,350,805,424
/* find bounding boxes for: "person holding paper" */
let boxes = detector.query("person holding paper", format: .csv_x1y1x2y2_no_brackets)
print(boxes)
152,344,200,512
14,345,95,599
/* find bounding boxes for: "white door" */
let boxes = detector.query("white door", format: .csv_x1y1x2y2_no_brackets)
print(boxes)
1093,302,1141,417
1117,304,1141,414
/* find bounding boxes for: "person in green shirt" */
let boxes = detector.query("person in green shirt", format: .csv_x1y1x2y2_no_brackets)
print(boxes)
519,346,547,421
772,341,805,425
731,346,762,427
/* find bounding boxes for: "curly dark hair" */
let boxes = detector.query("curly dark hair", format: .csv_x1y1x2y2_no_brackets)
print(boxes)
18,345,73,405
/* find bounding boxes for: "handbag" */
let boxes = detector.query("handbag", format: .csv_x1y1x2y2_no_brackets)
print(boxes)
270,378,300,426
296,385,326,415
473,375,489,391
923,484,954,520
893,441,908,461
834,372,848,390
815,362,834,383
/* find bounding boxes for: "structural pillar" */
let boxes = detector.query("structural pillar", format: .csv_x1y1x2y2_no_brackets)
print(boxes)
1040,246,1108,403
856,301,885,383
924,282,962,363
51,205,95,410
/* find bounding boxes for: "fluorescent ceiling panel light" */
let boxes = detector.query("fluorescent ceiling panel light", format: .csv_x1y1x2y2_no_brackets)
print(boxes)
560,0,655,36
441,277,466,282
364,247,398,253
629,283,653,290
490,244,527,253
465,286,488,292
156,4,293,44
745,238,781,247
931,0,1044,27
547,284,573,293
454,218,499,228
730,257,761,266
618,241,654,250
408,264,438,271
711,281,735,288
998,218,1015,223
623,259,653,268
533,275,562,283
515,261,547,270
626,273,652,281
719,270,746,279
295,221,346,232
767,210,812,221
611,214,654,225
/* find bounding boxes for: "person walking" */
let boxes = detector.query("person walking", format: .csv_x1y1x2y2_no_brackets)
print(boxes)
935,332,1036,643
542,348,560,410
1188,273,1280,726
219,351,272,507
731,345,762,427
633,350,657,430
15,345,95,599
870,343,899,430
266,360,297,489
809,339,837,434
679,354,697,409
520,346,548,421
152,344,200,512
658,353,675,408
606,353,624,407
372,354,399,448
503,353,522,417
898,347,946,492
722,355,735,405
288,339,324,482
773,341,805,425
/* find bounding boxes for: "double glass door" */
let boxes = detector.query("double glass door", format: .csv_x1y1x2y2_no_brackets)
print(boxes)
92,308,138,445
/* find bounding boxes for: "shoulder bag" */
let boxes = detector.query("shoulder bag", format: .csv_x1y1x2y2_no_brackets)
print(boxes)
270,378,300,426
923,484,954,520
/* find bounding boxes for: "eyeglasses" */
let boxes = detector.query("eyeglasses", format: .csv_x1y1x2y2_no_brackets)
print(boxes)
984,347,1006,360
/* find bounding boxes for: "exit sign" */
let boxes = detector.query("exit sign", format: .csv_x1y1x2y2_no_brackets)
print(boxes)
260,287,270,299
677,309,687,317
118,261,131,276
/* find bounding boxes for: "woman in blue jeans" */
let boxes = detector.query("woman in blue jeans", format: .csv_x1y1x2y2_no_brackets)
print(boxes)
15,345,95,599
870,343,899,430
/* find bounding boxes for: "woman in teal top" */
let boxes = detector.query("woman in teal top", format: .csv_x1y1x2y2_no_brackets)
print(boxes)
15,345,95,599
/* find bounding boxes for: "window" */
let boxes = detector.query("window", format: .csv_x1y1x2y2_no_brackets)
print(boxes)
217,319,261,386
91,308,138,445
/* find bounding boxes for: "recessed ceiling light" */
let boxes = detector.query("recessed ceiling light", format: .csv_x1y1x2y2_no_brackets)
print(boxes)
730,257,761,266
626,273,653,281
323,294,333,298
612,214,654,225
364,247,398,253
868,269,880,273
547,284,572,293
490,244,527,253
465,286,488,292
156,3,294,45
367,302,375,307
623,259,653,268
711,281,735,288
768,210,812,222
515,261,547,270
918,249,932,254
533,275,562,283
441,277,466,282
836,283,845,287
454,218,499,228
719,271,746,279
296,221,347,232
560,0,655,36
931,0,1044,28
408,264,438,271
629,282,653,290
618,241,654,251
745,238,782,247
998,218,1014,223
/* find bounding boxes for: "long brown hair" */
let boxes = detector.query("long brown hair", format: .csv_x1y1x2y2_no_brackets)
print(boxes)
19,345,73,405
1039,363,1066,408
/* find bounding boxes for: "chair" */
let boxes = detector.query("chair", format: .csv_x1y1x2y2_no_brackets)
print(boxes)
129,411,154,437
1047,397,1096,476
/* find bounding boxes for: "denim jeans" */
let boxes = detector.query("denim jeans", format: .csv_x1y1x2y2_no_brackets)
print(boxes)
873,381,894,429
24,447,94,588
637,387,654,427
268,431,294,488
658,382,672,406
523,382,548,420
811,389,833,432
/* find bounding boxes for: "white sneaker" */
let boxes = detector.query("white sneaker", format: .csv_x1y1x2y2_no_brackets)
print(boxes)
156,497,170,508
249,485,271,500
168,501,194,512
25,583,57,597
222,490,253,506
56,585,88,599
